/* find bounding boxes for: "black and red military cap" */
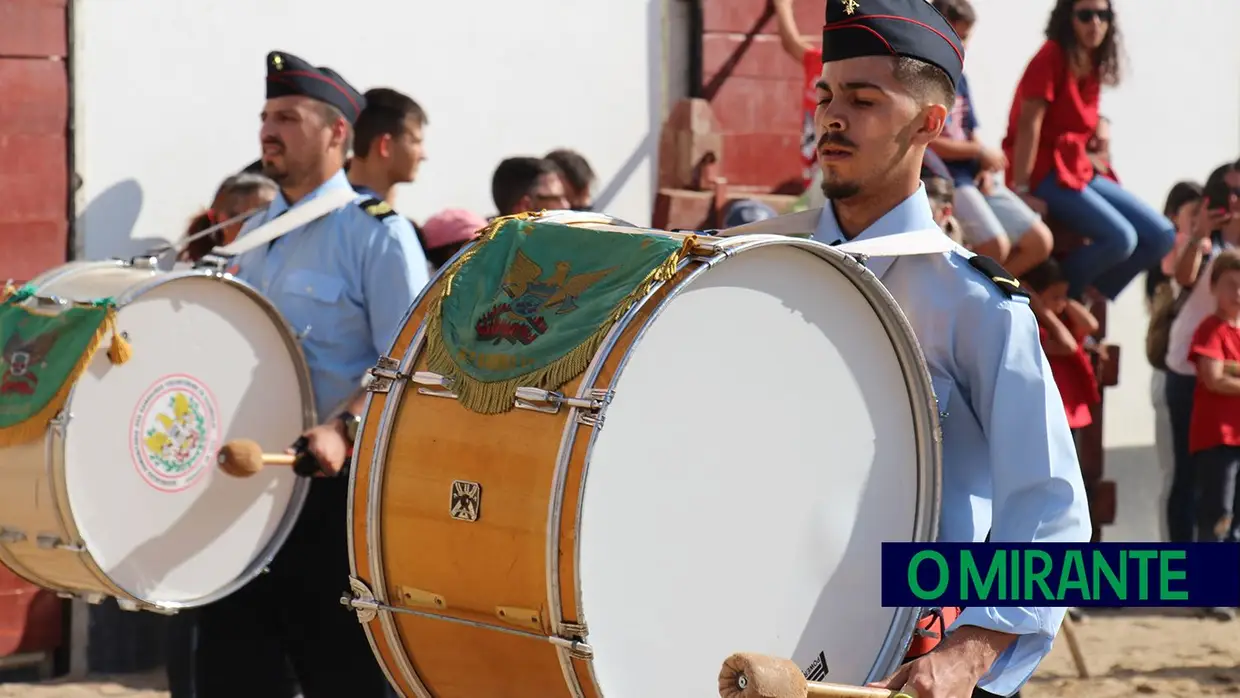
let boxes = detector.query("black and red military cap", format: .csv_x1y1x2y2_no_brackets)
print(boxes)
822,0,965,88
265,50,366,124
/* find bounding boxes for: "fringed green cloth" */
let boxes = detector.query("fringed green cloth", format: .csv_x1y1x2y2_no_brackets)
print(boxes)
0,283,132,446
424,214,693,414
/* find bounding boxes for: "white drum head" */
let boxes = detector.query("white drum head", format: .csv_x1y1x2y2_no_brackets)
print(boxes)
59,273,310,607
578,242,936,695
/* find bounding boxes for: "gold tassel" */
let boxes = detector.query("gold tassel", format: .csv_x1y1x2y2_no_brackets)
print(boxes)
0,282,16,304
105,308,132,365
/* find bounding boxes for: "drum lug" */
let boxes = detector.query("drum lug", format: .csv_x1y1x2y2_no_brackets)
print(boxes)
35,534,84,553
412,371,459,400
364,355,408,394
341,576,380,623
559,621,588,637
514,388,612,421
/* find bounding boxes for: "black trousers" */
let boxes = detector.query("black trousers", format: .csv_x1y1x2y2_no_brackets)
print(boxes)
1193,445,1240,543
191,476,389,698
1164,370,1199,542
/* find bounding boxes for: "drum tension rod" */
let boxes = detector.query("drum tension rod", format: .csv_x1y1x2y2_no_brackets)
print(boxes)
514,387,612,422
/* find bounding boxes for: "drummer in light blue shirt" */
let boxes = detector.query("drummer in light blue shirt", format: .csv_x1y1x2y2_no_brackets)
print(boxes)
191,50,428,698
807,2,1090,697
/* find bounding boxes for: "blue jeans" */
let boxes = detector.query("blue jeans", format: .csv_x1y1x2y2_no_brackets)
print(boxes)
1035,174,1175,300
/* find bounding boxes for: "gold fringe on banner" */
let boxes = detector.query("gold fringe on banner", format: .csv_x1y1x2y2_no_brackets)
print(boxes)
422,225,696,415
0,303,132,447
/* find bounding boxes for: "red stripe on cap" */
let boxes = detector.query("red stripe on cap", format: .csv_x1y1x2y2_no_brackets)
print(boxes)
267,69,359,113
823,23,895,55
825,14,963,65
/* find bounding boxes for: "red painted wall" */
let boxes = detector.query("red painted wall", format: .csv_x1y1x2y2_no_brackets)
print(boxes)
700,0,821,194
0,0,70,283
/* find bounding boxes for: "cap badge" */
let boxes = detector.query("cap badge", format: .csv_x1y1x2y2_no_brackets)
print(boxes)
841,0,859,15
272,54,284,70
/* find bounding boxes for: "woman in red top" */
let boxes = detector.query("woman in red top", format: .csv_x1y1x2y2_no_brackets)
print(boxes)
1002,0,1174,302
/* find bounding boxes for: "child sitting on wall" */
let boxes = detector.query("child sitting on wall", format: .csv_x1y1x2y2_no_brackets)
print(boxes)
1023,258,1101,437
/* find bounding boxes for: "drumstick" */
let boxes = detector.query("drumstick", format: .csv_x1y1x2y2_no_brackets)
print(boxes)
719,653,914,698
216,439,294,478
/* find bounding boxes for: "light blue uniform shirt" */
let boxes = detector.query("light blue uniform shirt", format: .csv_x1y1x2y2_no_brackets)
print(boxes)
813,185,1091,696
232,170,430,419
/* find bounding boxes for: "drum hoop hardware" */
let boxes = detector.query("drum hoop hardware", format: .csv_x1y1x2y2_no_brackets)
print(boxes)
364,355,407,394
340,577,595,660
514,387,612,421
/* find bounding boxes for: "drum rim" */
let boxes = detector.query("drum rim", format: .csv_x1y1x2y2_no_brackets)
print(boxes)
550,235,943,692
17,261,317,611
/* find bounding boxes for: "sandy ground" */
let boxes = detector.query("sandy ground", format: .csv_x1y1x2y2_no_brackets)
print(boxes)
1024,608,1240,698
0,609,1235,696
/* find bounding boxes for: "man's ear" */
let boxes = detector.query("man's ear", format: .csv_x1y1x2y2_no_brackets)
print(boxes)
377,133,394,159
328,116,349,150
912,104,949,146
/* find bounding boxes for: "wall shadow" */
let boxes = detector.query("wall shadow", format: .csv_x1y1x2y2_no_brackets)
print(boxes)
75,178,163,261
591,0,663,222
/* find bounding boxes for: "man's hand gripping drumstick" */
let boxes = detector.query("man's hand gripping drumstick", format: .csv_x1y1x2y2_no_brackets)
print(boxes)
216,438,330,478
719,653,912,698
294,386,369,477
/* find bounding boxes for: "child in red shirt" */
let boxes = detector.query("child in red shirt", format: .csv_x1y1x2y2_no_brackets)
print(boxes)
1023,259,1101,434
1188,249,1240,548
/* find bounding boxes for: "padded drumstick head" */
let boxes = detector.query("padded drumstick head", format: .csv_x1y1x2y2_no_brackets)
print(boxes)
719,653,807,698
217,439,264,478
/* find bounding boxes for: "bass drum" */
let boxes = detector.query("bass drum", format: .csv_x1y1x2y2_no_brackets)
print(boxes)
0,259,314,612
345,215,941,697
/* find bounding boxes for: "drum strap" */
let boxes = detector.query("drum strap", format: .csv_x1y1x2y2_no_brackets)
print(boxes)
714,207,957,259
211,187,359,257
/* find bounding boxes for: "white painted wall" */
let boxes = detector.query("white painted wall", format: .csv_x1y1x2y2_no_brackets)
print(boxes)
962,0,1240,453
72,0,677,260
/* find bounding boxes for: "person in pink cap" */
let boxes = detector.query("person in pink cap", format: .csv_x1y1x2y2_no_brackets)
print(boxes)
421,208,488,271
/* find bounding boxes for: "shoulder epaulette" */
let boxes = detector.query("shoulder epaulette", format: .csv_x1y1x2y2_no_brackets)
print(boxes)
358,197,396,221
968,255,1029,299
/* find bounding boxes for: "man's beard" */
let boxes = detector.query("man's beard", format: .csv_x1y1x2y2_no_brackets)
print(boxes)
261,159,289,183
821,178,861,200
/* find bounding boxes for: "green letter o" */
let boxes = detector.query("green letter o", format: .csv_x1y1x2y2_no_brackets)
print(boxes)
909,551,949,600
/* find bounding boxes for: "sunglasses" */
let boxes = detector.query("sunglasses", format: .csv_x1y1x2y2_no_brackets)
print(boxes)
1074,8,1112,23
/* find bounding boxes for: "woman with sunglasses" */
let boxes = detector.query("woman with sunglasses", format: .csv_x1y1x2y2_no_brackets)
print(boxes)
1002,0,1174,302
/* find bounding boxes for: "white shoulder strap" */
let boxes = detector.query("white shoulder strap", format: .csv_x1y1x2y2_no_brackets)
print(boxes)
712,207,823,237
213,187,359,257
834,228,956,257
713,206,955,258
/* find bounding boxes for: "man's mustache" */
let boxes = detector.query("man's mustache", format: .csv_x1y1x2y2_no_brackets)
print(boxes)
818,133,857,150
262,138,285,150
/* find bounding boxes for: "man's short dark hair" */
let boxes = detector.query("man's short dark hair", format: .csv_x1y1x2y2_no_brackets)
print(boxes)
313,101,354,155
892,57,956,108
353,88,428,158
491,157,562,215
545,149,595,192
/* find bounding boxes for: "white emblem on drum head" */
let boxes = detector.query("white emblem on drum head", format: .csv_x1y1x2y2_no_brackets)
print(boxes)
449,480,482,522
129,374,220,493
